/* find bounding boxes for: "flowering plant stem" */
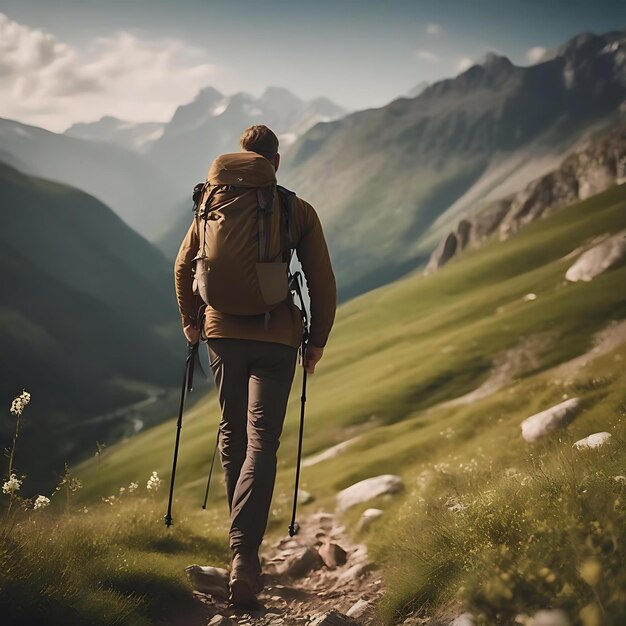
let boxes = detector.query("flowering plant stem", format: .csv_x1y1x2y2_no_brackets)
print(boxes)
4,414,22,520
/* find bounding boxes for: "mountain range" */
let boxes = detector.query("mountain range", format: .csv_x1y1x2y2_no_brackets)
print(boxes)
65,116,165,153
279,30,626,298
144,86,347,251
0,117,180,238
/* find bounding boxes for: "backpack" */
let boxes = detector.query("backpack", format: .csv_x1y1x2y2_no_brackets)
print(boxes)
190,152,296,317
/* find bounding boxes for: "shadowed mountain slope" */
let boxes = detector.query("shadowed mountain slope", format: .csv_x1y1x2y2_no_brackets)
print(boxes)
0,162,182,485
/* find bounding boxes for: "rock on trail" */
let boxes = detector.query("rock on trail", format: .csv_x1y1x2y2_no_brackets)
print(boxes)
188,510,384,625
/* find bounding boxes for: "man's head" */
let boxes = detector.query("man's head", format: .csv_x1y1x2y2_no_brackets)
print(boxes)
240,125,280,171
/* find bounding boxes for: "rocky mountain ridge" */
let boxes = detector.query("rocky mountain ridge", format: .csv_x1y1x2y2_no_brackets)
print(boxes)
426,121,626,272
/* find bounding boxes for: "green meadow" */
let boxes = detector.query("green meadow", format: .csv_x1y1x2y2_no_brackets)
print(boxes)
2,184,625,624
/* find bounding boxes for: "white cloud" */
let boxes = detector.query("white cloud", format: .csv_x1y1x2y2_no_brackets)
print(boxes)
425,23,442,35
416,49,440,63
0,12,219,131
526,46,547,64
457,57,473,72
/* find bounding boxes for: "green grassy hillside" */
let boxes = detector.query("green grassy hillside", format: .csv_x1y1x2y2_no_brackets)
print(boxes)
13,183,625,624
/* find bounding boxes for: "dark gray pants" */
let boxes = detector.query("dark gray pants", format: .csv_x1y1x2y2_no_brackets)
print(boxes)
207,338,297,553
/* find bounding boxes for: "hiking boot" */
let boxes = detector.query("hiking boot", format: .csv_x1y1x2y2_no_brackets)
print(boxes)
229,551,262,607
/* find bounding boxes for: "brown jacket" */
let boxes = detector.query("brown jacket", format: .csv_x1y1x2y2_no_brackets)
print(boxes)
174,153,336,349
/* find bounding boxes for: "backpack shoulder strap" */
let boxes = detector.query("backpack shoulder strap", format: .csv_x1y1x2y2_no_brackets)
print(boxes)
277,185,296,258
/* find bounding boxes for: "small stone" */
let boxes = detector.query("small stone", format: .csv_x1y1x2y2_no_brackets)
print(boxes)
298,489,315,504
532,609,571,626
207,615,234,626
523,293,537,302
336,563,370,586
318,541,348,569
277,547,324,579
573,432,612,449
520,398,581,442
336,475,404,512
307,609,359,625
357,508,384,532
346,598,372,619
451,613,476,626
185,564,229,599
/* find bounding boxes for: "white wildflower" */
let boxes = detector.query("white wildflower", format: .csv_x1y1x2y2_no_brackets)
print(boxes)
102,495,116,505
614,475,626,484
10,390,31,416
33,495,50,510
2,474,22,494
119,487,126,494
146,471,161,492
128,482,139,493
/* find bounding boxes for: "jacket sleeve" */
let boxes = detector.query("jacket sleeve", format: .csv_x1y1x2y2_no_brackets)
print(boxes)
174,218,202,328
295,200,337,347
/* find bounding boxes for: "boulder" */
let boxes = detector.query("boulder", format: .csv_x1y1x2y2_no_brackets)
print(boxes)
573,431,612,449
451,614,475,626
532,609,571,626
565,230,626,282
184,564,229,599
336,475,404,512
276,546,323,579
318,541,348,569
356,508,384,532
520,398,581,442
425,232,458,274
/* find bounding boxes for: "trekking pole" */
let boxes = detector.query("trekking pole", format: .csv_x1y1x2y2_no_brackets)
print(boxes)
288,359,308,537
201,428,220,509
164,342,197,528
288,271,310,537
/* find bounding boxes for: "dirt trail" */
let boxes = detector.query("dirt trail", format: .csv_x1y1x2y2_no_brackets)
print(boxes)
190,510,384,626
554,319,626,378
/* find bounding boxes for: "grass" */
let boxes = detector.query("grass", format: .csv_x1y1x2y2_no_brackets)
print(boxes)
0,495,229,626
2,183,626,623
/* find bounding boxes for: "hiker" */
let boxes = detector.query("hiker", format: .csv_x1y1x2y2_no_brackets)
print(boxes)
174,125,337,606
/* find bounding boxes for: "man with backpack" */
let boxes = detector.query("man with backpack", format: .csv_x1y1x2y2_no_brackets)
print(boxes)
174,125,336,607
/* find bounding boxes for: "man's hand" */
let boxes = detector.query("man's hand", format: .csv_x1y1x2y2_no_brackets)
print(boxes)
183,324,200,345
303,344,324,375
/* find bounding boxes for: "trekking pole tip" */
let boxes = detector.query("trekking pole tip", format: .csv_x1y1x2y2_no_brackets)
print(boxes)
164,514,173,528
288,522,300,537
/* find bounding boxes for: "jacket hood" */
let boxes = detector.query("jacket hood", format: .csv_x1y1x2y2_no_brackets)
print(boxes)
207,151,276,187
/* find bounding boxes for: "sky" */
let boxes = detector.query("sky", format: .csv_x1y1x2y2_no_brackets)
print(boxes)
1,0,625,132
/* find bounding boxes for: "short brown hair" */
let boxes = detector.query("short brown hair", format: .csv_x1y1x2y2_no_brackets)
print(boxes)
240,125,279,160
